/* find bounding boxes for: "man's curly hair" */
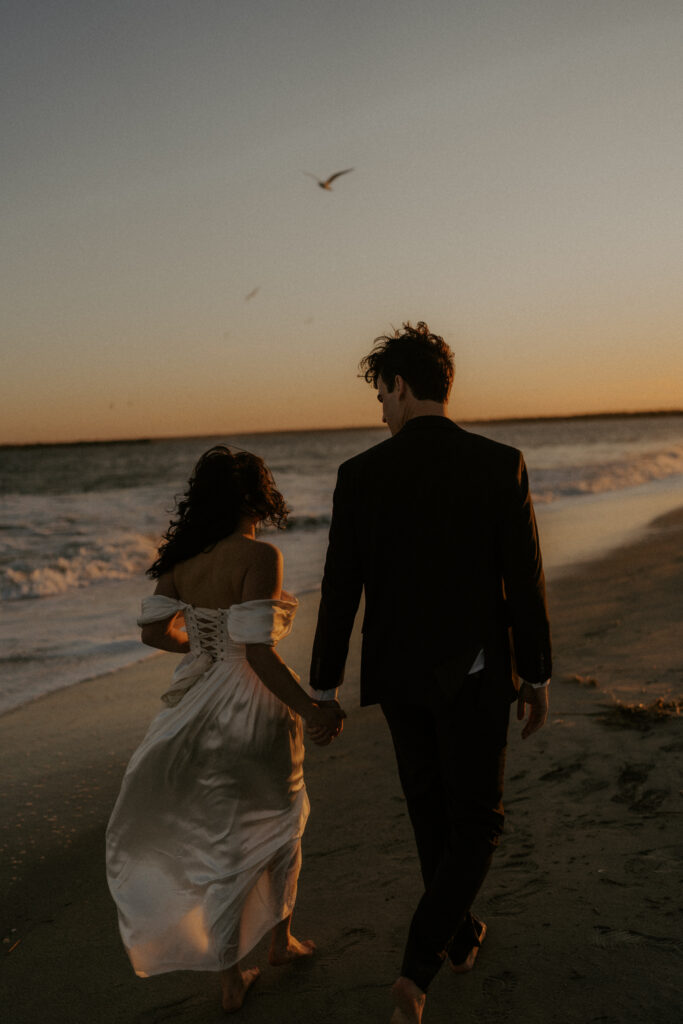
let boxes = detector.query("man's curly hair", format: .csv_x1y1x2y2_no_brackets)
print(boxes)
359,321,454,403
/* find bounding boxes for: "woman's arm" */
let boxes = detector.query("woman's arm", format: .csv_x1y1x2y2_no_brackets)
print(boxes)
246,644,336,721
140,572,190,654
243,545,345,739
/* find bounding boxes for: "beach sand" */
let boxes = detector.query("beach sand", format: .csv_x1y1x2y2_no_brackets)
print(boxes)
1,510,681,1024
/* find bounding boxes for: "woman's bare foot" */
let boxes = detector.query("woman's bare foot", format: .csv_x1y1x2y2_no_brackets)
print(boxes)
220,965,260,1013
268,933,316,965
390,976,426,1024
268,914,316,965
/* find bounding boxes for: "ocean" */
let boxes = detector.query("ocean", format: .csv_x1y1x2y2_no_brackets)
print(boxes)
1,414,682,716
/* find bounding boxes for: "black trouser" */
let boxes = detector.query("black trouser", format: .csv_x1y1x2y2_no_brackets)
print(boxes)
381,674,509,993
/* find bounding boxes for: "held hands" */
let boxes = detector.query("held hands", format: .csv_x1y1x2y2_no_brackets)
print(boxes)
516,682,549,739
306,700,346,747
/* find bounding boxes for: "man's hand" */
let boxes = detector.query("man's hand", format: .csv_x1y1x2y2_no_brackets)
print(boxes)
306,700,346,747
516,682,549,739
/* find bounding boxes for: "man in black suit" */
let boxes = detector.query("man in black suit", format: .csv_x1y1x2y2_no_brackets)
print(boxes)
309,321,551,1024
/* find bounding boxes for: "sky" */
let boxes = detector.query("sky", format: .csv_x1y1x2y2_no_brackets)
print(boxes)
2,0,682,444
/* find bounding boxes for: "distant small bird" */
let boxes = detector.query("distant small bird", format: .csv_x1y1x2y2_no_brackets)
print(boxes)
303,168,354,191
244,286,260,301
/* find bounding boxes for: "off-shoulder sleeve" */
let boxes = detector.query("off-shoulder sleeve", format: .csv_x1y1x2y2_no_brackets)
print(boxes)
137,594,187,626
227,599,298,645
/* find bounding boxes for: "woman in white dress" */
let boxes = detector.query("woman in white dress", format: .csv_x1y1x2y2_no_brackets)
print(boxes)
106,445,343,1012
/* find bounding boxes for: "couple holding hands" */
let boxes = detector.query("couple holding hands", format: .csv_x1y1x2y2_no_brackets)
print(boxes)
106,321,551,1023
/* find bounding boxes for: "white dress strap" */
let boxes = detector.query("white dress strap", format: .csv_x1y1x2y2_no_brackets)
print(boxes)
137,594,187,626
227,598,298,645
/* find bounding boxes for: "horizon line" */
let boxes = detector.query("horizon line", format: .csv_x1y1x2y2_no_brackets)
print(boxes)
2,408,681,451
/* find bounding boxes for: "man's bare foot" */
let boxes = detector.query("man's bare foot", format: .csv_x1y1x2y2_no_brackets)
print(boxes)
268,933,316,965
390,977,426,1024
220,965,260,1013
450,919,487,973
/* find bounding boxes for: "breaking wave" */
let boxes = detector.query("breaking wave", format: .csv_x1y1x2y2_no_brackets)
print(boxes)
1,533,156,600
531,444,683,503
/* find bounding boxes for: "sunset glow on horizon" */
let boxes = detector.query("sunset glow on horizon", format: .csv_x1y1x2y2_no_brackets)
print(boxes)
3,1,682,446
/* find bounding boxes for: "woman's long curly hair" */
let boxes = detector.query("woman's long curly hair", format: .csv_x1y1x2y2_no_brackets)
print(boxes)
147,445,289,579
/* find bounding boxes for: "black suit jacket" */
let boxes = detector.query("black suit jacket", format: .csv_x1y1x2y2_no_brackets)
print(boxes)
310,416,551,707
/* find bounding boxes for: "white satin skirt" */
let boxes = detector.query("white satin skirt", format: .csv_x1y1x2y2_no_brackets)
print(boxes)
106,654,309,976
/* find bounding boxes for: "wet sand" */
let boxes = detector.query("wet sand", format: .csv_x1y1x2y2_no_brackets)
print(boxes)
1,509,681,1023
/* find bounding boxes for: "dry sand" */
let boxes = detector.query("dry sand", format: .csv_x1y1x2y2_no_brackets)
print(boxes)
1,509,681,1024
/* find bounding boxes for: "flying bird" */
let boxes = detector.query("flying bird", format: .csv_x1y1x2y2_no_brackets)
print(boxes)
244,286,260,301
303,168,354,191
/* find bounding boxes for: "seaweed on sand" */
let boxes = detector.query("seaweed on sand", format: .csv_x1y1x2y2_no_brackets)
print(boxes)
598,698,682,730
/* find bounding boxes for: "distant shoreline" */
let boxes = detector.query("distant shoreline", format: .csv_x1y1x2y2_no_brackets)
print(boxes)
2,408,681,451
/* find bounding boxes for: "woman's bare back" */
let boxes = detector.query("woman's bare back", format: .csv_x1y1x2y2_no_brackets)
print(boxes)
172,534,282,609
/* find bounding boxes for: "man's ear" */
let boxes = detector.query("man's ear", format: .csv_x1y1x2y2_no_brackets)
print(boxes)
394,375,408,398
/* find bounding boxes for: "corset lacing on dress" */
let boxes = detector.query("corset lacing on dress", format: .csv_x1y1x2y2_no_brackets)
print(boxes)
184,607,246,662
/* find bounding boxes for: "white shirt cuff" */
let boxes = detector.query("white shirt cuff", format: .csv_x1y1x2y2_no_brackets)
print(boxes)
468,649,485,674
520,678,550,688
310,687,339,702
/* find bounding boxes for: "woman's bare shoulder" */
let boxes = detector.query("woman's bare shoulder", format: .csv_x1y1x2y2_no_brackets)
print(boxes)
153,571,180,598
211,535,281,564
249,538,282,562
240,539,283,602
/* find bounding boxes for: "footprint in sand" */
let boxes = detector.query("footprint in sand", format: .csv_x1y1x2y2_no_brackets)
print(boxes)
540,762,583,782
624,844,683,879
591,925,681,954
612,763,669,813
486,875,546,916
574,776,610,797
140,994,205,1022
306,841,363,861
613,762,650,794
481,970,518,1024
325,926,377,958
631,788,670,812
